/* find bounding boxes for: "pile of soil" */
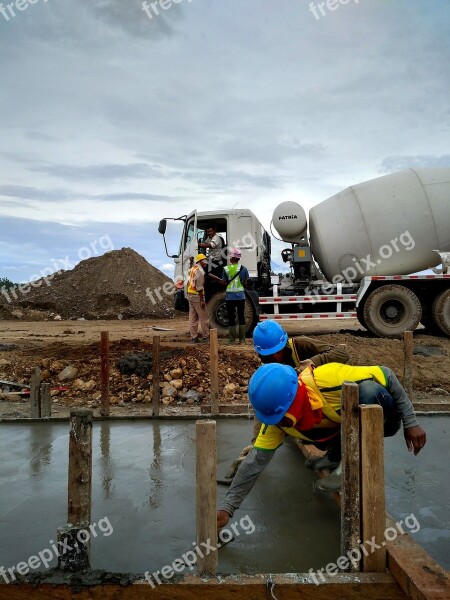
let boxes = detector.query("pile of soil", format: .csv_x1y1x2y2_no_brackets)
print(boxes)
0,248,174,321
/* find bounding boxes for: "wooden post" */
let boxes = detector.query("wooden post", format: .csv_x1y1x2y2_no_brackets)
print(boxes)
210,329,219,415
40,383,51,418
58,409,93,570
152,335,160,417
196,420,218,574
403,330,413,399
30,367,41,418
100,331,110,416
341,381,361,572
360,405,386,572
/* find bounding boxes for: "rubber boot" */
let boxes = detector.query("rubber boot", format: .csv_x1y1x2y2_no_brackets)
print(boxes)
238,325,246,344
227,326,236,344
314,461,342,492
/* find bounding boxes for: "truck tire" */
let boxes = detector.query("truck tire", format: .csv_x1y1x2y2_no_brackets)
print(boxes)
356,301,367,330
207,292,257,336
363,285,422,338
431,289,450,337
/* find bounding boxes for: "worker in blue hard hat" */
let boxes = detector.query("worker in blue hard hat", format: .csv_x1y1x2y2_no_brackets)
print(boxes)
222,321,350,480
217,362,426,530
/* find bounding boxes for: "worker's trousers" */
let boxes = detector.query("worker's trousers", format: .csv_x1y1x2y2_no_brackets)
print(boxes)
188,297,210,339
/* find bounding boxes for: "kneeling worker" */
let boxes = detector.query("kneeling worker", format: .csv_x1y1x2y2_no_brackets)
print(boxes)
217,362,426,530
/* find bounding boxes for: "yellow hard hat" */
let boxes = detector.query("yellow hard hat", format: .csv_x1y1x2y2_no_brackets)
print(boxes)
195,253,207,263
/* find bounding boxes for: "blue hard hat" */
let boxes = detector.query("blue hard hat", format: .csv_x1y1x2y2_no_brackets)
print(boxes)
253,321,288,356
248,364,298,425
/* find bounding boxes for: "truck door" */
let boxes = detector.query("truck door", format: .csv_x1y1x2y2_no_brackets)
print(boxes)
180,210,198,291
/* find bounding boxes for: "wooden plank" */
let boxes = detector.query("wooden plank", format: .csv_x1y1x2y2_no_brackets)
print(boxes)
386,515,450,600
403,331,414,398
196,420,217,574
360,405,386,572
40,383,51,418
0,573,407,599
30,367,41,419
210,329,219,416
341,381,361,571
152,336,160,417
68,409,93,525
100,331,110,417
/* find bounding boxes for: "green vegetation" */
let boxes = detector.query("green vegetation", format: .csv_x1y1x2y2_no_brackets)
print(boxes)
0,277,16,289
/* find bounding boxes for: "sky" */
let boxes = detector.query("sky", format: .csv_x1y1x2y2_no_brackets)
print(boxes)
0,0,449,282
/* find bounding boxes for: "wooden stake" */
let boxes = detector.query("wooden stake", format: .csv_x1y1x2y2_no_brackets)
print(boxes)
30,367,41,418
196,420,218,574
100,331,110,417
403,331,413,399
341,381,361,572
360,405,386,572
210,329,219,415
152,335,160,417
58,409,93,571
40,383,51,418
68,409,93,525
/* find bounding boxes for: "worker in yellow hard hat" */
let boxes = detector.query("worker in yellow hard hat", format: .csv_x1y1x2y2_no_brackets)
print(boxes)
187,254,210,343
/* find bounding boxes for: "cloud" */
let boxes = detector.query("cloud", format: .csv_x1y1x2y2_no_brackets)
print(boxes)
380,155,450,173
33,163,163,181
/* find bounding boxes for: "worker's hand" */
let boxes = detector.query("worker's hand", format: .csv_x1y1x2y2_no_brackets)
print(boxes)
200,300,206,308
404,425,427,455
298,359,314,371
239,444,253,458
217,510,230,530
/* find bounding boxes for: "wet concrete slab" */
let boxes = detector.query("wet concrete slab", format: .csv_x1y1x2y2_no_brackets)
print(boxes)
0,416,448,578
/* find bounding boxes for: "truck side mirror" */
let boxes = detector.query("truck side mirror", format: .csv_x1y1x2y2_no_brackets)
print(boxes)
158,219,167,235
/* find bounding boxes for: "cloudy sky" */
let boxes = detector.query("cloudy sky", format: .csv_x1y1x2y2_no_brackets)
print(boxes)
1,0,449,282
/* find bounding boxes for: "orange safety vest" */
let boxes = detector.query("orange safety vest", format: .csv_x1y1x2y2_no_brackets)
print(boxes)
187,265,200,295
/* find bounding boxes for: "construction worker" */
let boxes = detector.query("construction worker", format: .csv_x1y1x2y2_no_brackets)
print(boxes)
198,223,225,277
208,247,250,344
222,322,350,479
187,254,210,343
217,362,426,530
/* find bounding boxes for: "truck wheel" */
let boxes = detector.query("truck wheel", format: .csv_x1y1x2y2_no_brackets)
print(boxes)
363,285,422,338
356,302,367,330
432,289,450,337
420,304,441,334
207,292,257,336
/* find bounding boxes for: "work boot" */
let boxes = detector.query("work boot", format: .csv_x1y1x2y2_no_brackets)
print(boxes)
305,454,340,472
314,462,342,492
238,325,246,344
227,326,236,344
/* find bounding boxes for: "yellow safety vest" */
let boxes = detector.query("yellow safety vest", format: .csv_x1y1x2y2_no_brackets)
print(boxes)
254,363,388,448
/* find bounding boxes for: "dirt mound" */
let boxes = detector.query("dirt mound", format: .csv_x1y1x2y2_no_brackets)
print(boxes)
1,248,174,320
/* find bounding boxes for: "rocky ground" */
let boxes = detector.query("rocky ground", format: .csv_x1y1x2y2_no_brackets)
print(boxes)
0,317,449,419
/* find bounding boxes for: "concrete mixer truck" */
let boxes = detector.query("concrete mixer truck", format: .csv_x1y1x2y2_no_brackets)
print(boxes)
158,167,450,338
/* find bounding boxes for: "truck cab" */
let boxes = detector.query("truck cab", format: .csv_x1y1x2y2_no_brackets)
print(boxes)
159,209,271,332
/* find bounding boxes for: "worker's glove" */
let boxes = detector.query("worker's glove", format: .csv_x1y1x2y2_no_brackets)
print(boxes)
224,445,253,479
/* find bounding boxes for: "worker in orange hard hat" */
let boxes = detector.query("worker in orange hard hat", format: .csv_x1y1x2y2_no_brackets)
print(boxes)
187,254,210,343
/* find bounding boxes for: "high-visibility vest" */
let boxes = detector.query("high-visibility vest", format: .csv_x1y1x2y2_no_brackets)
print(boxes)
224,264,244,293
280,363,388,442
187,265,200,295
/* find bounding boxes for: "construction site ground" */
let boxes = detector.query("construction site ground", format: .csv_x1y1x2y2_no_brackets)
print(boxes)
1,317,449,419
